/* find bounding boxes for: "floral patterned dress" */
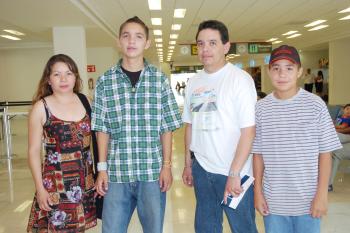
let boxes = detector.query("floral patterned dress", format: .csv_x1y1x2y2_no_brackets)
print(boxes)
27,99,97,232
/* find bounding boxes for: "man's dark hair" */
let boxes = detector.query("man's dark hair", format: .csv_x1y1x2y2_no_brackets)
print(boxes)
195,20,229,44
119,16,149,39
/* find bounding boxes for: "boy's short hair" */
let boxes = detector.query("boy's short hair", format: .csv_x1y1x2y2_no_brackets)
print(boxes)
344,103,350,109
119,16,149,39
195,20,229,44
269,45,301,67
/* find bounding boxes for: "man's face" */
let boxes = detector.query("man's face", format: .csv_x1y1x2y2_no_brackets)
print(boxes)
343,106,350,116
196,29,230,72
118,22,150,59
269,59,303,94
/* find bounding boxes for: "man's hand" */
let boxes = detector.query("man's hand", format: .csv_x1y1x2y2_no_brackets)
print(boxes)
182,166,193,187
95,171,108,196
223,176,243,204
310,191,328,218
254,189,269,216
159,167,173,192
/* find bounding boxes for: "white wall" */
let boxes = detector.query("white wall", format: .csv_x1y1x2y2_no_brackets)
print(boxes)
329,37,350,105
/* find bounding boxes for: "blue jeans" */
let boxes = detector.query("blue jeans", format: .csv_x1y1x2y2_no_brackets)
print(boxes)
264,214,321,233
192,159,258,233
102,181,166,233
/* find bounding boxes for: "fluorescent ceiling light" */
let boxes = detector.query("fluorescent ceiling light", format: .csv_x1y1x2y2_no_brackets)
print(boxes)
151,18,162,25
170,34,178,39
168,49,174,53
156,43,163,47
155,38,163,42
286,33,302,39
169,41,176,45
338,7,350,13
304,20,327,27
148,0,161,10
0,35,21,40
3,29,25,36
273,40,283,44
266,38,278,42
153,30,162,36
171,24,182,30
174,9,186,18
308,25,329,31
339,14,350,20
282,30,298,36
168,46,175,49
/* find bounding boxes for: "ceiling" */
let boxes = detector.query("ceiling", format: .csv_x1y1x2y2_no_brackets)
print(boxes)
1,0,350,64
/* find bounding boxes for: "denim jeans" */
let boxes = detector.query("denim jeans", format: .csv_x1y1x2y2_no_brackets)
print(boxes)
102,181,166,233
264,214,321,233
192,158,258,233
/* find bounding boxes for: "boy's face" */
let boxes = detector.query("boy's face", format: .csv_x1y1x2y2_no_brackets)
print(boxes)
343,106,350,116
196,29,230,72
118,22,150,59
268,59,303,96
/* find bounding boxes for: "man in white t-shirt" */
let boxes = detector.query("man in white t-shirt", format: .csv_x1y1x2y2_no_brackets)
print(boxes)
182,20,258,233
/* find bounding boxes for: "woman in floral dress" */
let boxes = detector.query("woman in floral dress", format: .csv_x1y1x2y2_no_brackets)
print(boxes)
27,54,97,232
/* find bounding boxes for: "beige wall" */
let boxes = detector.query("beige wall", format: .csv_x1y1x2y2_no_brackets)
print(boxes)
0,47,119,102
329,37,350,105
0,48,53,101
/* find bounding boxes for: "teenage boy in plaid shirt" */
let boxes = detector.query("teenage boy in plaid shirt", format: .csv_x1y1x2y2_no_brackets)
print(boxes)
92,16,182,233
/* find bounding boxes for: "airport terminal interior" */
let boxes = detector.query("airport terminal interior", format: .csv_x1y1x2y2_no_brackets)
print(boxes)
1,0,350,232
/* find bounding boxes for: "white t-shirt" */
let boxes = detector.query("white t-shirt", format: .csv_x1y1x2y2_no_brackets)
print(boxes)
182,63,257,176
303,73,315,84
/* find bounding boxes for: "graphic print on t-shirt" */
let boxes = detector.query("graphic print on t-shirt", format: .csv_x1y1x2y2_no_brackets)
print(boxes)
190,86,218,130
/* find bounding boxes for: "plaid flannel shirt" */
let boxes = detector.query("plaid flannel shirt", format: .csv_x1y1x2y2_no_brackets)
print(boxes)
91,59,182,183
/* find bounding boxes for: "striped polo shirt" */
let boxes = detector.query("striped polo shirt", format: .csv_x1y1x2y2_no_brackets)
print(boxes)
252,88,342,216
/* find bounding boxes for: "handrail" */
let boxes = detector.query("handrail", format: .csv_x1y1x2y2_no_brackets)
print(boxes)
0,101,32,107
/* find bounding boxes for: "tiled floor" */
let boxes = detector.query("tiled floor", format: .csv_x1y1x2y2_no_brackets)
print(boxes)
1,108,350,232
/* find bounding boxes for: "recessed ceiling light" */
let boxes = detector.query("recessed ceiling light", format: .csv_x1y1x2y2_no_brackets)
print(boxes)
174,9,186,18
151,18,162,25
304,20,327,27
168,49,174,53
272,40,283,44
286,33,302,39
170,34,178,39
168,46,175,49
169,41,176,45
3,29,25,36
157,48,163,51
171,24,182,30
338,7,350,13
266,38,278,42
0,35,21,40
156,44,163,47
282,30,298,36
153,30,162,36
148,0,161,10
339,14,350,20
155,38,163,43
308,25,329,31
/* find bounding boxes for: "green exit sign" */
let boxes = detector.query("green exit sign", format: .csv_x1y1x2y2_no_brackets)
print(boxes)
248,43,272,54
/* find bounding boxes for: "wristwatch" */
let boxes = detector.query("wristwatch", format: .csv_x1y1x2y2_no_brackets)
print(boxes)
228,170,240,178
97,162,107,171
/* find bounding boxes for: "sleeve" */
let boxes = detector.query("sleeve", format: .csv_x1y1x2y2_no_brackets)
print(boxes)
234,74,257,128
317,101,342,153
252,103,262,154
91,77,110,133
160,74,183,134
182,79,192,124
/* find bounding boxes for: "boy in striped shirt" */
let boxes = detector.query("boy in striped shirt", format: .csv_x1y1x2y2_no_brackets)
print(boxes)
252,45,342,233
